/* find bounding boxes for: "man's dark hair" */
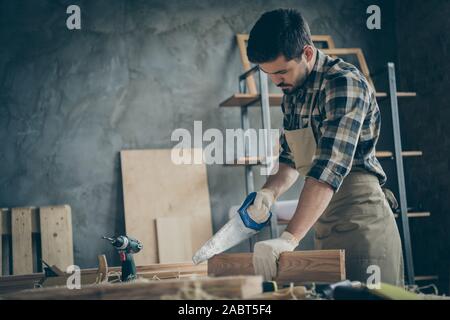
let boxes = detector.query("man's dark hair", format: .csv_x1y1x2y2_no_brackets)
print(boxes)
247,8,313,63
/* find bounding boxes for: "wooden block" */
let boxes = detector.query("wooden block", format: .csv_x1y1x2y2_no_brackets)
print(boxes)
2,276,263,300
208,250,345,284
12,208,34,275
156,216,193,263
276,250,345,284
39,205,74,272
121,149,212,265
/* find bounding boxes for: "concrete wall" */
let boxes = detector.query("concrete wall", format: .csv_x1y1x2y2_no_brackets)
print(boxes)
395,0,450,293
0,0,397,269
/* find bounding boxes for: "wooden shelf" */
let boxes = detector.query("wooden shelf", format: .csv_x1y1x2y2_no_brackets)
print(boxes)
219,92,416,107
394,212,431,218
414,275,439,281
224,152,422,167
377,151,423,158
278,212,430,225
375,92,416,99
223,156,276,166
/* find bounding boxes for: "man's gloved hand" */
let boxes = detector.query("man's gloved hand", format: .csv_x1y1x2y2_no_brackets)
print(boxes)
253,231,300,281
247,188,276,223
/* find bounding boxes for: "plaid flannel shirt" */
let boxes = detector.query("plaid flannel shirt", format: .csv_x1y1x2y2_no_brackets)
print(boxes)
279,49,387,191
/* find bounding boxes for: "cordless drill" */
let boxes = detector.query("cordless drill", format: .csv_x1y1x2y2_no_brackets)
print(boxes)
103,235,143,282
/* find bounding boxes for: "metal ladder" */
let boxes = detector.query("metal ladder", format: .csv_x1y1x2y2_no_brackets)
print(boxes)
237,66,279,251
387,62,415,285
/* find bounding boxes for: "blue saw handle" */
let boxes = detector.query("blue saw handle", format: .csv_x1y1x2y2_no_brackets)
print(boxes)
238,192,272,231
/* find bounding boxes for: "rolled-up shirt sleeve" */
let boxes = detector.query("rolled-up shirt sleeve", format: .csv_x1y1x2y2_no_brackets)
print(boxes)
307,75,370,191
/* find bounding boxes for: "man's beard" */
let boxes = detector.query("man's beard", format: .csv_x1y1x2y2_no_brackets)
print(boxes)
278,69,309,95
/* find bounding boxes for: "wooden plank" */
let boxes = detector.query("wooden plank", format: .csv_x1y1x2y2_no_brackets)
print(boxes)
39,205,74,272
2,276,263,300
1,208,39,235
156,216,193,263
0,273,45,295
0,262,207,295
376,92,416,98
208,250,345,284
277,250,345,284
376,150,423,158
121,149,213,265
394,212,430,218
414,275,438,281
236,34,257,94
220,93,282,107
11,208,34,275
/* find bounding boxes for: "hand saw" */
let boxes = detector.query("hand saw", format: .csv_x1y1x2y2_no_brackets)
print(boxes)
192,192,272,264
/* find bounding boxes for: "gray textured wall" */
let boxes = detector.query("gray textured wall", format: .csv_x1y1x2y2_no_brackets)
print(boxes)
395,0,450,293
0,0,397,269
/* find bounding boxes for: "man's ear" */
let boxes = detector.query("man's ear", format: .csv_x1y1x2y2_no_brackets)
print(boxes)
303,45,315,63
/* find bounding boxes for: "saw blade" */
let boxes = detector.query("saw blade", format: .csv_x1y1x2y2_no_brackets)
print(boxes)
192,214,257,264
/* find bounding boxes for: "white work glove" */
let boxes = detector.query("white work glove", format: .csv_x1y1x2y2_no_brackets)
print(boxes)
253,231,300,281
247,188,276,223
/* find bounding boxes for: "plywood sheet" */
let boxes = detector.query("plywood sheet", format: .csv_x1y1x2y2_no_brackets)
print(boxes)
156,216,192,263
121,149,212,265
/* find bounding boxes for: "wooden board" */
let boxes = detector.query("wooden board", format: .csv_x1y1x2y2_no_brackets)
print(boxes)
1,208,39,235
208,250,345,284
236,34,257,94
0,262,207,295
121,149,213,265
39,205,74,272
0,273,45,295
156,216,193,263
276,250,345,284
11,208,34,275
2,276,263,300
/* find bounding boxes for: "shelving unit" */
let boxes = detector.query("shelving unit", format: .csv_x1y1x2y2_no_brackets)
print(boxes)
221,34,432,285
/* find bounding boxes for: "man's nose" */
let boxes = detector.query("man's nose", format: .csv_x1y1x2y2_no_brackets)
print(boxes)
269,74,283,84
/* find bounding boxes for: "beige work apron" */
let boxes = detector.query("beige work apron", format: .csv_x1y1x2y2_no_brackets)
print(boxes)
284,105,404,286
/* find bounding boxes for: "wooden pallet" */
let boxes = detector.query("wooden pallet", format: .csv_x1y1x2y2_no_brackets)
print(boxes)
0,205,73,276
